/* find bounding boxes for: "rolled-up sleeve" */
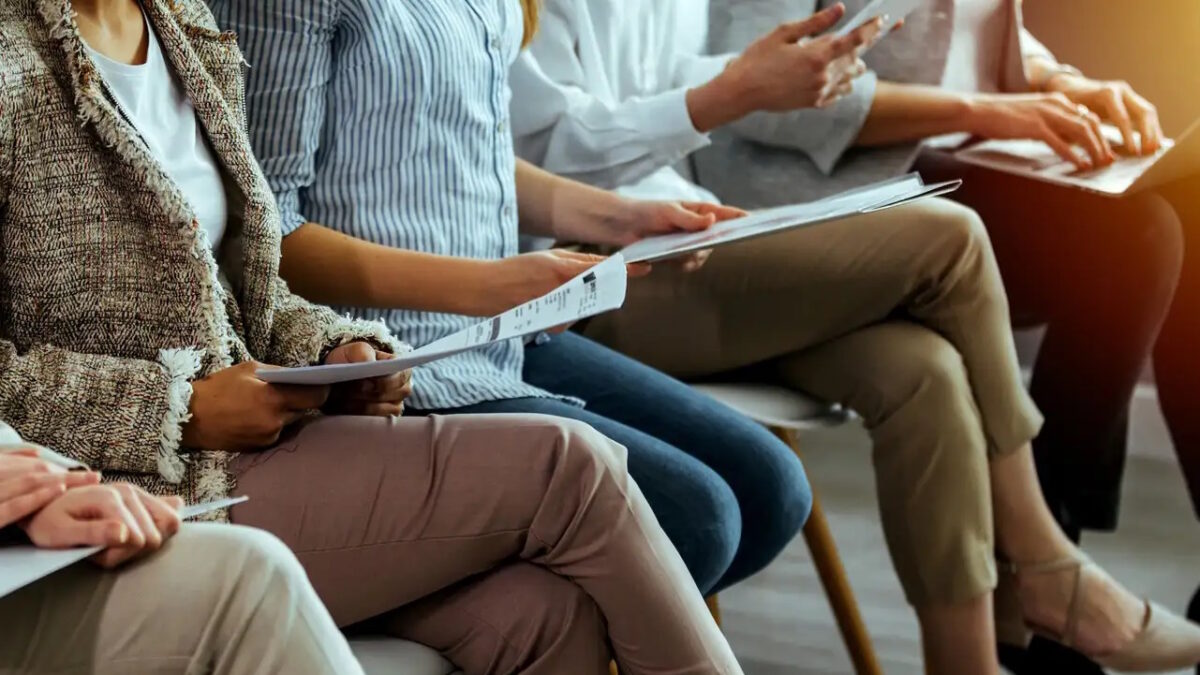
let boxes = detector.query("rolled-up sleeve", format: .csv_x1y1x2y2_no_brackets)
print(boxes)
209,0,336,236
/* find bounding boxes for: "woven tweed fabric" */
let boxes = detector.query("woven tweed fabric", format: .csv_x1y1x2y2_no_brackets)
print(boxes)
0,0,405,518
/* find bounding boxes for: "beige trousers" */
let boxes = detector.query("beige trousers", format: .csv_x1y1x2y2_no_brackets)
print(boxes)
229,413,741,675
0,524,361,675
583,198,1043,605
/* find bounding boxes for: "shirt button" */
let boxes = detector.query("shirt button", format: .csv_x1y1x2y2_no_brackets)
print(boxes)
497,120,508,133
489,35,501,50
503,205,515,218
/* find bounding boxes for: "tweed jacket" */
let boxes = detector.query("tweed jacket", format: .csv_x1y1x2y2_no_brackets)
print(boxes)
0,0,404,516
694,0,1056,207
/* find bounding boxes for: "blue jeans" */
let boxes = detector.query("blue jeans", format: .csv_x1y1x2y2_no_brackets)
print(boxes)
412,332,812,595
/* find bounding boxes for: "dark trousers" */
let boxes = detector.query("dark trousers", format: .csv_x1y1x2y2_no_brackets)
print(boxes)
918,152,1200,674
918,152,1200,529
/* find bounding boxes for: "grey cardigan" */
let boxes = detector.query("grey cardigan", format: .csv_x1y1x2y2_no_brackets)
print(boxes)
695,0,1055,206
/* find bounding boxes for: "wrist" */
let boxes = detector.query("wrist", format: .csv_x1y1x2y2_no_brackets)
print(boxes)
687,72,751,133
961,93,999,136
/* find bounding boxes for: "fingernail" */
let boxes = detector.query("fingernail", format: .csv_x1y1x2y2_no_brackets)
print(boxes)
116,524,129,544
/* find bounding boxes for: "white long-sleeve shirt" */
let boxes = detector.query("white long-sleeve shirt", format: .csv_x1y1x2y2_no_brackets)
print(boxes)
509,0,732,203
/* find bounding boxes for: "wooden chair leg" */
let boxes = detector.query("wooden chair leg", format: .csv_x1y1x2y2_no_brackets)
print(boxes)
772,426,883,675
706,594,722,627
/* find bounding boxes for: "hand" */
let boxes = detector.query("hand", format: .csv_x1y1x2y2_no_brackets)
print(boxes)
486,250,650,314
1043,74,1163,155
0,451,100,528
182,362,330,451
688,4,882,131
652,202,749,272
322,342,413,416
967,93,1114,170
24,484,184,569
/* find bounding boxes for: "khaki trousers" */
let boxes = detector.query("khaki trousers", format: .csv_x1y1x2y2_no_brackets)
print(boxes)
229,414,741,675
583,198,1043,605
0,524,361,675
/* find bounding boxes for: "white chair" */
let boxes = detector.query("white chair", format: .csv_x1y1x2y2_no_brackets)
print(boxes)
349,637,460,675
690,382,882,675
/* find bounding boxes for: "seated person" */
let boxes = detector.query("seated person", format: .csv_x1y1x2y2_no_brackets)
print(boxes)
704,0,1200,672
0,1,740,672
209,0,814,601
506,0,1200,672
0,437,362,675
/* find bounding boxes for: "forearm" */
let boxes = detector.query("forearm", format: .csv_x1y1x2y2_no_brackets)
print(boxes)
685,71,754,133
855,81,978,147
514,159,635,246
278,223,500,316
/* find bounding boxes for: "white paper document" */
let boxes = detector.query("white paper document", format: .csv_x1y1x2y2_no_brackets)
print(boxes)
259,255,629,386
946,120,1200,196
0,496,249,599
619,174,962,264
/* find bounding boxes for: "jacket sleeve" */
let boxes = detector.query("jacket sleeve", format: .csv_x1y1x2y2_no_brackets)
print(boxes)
509,3,720,190
264,281,408,369
0,340,204,483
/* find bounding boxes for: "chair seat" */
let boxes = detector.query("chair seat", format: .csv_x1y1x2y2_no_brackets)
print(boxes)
691,382,851,431
349,637,460,675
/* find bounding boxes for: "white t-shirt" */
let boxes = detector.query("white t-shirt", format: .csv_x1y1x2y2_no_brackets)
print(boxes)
941,0,1008,94
86,16,229,250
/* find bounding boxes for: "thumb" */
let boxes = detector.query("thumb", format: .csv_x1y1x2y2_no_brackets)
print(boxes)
775,4,845,43
663,204,717,233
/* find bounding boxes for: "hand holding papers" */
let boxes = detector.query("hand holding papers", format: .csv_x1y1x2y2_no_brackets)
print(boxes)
259,255,630,386
0,496,248,599
619,174,962,264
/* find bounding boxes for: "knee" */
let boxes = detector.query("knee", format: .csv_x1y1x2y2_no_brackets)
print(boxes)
1111,192,1184,298
186,524,312,607
914,198,993,265
660,468,742,595
862,328,980,438
480,565,608,673
725,430,812,562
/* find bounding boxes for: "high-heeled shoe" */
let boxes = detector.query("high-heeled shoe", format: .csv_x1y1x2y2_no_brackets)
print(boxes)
996,554,1200,672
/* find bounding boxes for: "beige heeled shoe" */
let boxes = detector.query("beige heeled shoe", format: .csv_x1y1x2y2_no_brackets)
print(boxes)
996,555,1200,672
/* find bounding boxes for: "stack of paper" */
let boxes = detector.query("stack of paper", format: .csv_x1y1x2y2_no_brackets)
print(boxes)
0,496,249,599
259,254,629,386
619,174,961,264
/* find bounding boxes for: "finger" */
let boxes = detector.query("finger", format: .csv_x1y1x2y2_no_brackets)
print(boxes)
0,484,65,528
775,3,845,43
1052,110,1107,166
0,472,68,504
357,402,405,418
117,485,159,552
62,471,101,489
1125,90,1164,154
679,202,748,221
663,204,716,233
548,249,609,264
274,384,331,411
681,250,713,272
48,518,130,548
90,546,139,570
162,496,185,511
823,16,883,61
626,262,653,278
1080,106,1115,163
1038,124,1090,170
1100,88,1137,154
325,341,376,365
139,492,182,540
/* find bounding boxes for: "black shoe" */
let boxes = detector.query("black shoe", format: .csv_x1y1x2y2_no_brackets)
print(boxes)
999,636,1107,675
1188,583,1200,675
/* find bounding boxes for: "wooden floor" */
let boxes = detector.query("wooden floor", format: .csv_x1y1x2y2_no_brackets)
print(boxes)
719,422,1200,675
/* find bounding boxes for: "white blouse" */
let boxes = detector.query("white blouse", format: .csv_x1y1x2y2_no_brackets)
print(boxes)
940,0,1009,94
86,14,228,251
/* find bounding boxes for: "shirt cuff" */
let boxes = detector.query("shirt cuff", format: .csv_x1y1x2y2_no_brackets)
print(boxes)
806,72,877,175
274,190,308,237
641,87,713,159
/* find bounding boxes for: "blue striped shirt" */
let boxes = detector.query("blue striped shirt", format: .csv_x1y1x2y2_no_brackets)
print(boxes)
209,0,564,409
